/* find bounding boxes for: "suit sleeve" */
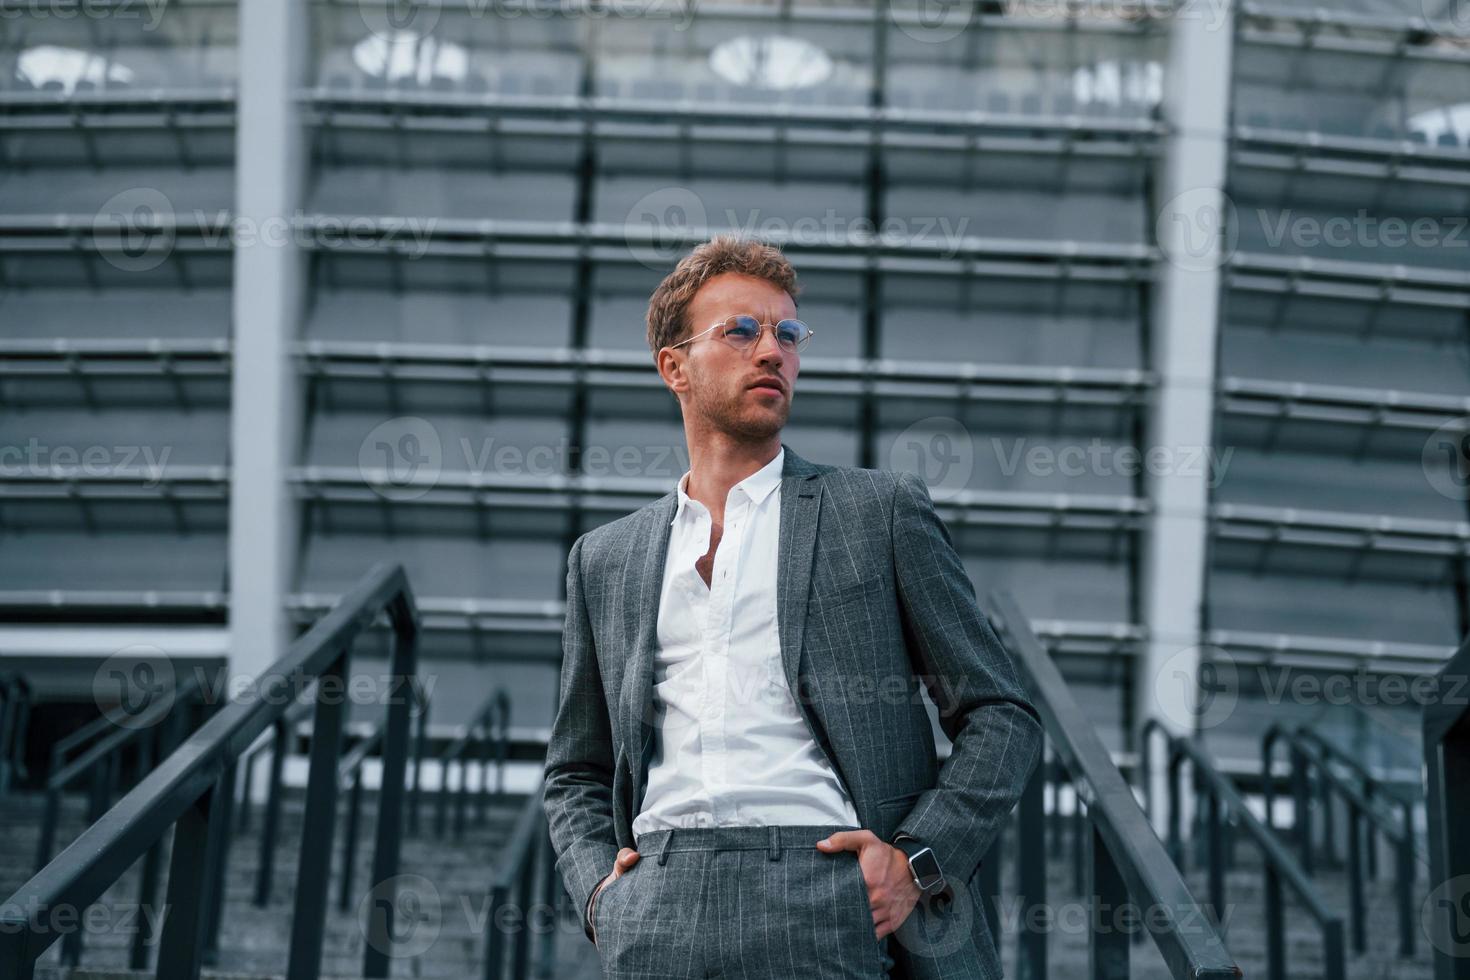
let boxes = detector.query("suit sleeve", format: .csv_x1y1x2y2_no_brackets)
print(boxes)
542,533,619,943
889,471,1044,887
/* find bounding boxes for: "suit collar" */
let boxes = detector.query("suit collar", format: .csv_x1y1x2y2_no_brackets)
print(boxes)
671,445,787,524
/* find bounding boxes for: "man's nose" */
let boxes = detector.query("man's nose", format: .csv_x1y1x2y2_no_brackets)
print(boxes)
752,325,785,365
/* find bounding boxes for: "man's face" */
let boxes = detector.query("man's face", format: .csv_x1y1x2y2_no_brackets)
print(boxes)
667,272,801,440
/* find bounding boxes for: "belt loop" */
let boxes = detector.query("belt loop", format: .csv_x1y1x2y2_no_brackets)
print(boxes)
656,829,676,867
767,825,780,861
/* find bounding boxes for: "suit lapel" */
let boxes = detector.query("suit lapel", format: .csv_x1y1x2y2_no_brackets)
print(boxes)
622,490,676,779
621,444,825,807
776,446,823,700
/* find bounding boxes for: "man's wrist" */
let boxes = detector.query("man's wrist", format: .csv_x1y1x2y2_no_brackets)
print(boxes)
891,833,946,895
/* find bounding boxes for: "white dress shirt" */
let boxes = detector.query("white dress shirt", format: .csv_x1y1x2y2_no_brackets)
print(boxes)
631,447,859,836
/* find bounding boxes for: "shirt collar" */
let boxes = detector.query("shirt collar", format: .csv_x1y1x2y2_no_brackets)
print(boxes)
672,447,785,525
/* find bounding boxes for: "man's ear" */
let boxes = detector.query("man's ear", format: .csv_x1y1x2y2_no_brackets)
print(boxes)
657,348,690,397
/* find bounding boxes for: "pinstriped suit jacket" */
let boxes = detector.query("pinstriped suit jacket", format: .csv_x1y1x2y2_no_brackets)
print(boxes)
543,443,1043,979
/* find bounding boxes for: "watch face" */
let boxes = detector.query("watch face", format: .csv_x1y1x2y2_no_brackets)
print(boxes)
908,847,944,892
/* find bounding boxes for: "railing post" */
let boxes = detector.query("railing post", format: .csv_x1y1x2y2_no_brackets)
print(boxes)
286,652,348,980
1322,918,1346,980
537,821,559,978
202,760,237,964
362,590,418,977
1016,764,1046,980
254,715,289,906
1072,795,1085,894
409,691,429,836
1206,788,1224,931
157,779,222,980
1362,780,1378,879
1397,819,1415,959
1264,863,1284,980
479,709,494,825
1166,748,1184,867
484,881,509,980
1291,745,1313,875
340,770,364,913
1088,825,1129,980
512,829,537,980
1346,799,1364,954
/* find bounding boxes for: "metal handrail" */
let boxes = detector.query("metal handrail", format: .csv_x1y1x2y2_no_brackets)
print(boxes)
0,562,423,980
482,780,559,980
1142,722,1346,980
1263,724,1419,958
988,592,1239,980
436,687,510,839
1422,630,1470,980
32,673,209,968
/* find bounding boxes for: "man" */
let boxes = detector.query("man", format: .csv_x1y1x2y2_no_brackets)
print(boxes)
543,234,1042,979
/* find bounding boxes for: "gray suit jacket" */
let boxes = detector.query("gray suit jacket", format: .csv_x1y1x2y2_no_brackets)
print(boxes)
543,444,1043,979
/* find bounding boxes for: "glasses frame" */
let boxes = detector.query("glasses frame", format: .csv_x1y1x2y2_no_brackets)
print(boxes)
666,314,814,355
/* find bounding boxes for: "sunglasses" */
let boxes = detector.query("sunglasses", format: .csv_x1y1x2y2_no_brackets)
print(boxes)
667,314,814,355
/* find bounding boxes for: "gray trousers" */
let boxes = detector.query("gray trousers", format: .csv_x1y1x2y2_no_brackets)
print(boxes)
592,823,897,979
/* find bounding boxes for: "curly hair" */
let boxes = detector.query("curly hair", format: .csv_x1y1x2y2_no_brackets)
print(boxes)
645,234,801,356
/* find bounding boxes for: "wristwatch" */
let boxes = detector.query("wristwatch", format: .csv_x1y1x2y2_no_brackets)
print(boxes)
891,833,945,895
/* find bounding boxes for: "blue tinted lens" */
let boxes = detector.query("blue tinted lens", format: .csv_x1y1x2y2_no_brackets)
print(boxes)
725,316,761,343
776,320,807,348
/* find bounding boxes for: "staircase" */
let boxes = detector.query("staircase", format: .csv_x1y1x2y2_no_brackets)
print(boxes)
1176,848,1433,980
2,787,605,980
4,788,1436,979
